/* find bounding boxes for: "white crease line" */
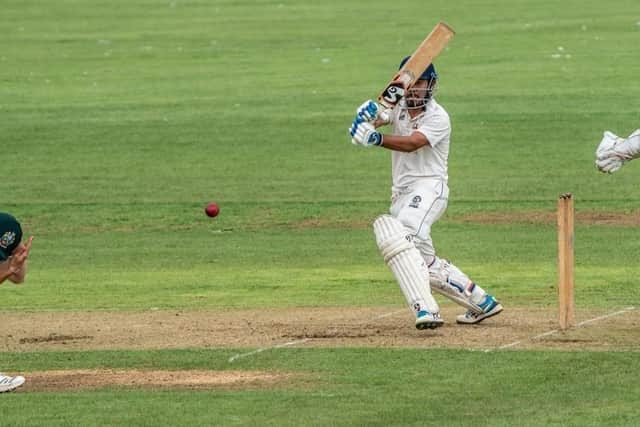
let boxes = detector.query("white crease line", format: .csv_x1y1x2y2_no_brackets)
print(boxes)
573,306,635,327
496,341,522,350
228,338,311,363
495,306,637,351
227,308,405,362
371,308,406,320
531,329,559,340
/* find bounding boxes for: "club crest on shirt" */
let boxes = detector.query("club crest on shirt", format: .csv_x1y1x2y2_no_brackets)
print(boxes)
409,195,422,208
0,231,16,249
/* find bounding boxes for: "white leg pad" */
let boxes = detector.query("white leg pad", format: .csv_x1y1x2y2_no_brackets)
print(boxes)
373,215,440,315
429,258,488,314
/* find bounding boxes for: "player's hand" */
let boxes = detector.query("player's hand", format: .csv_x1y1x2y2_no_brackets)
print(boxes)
595,130,640,174
349,117,383,147
355,100,379,122
8,236,33,274
376,108,392,125
595,131,621,173
595,157,623,174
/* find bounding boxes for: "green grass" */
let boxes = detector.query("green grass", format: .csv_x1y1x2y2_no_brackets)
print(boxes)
1,203,637,309
1,0,640,425
1,348,639,426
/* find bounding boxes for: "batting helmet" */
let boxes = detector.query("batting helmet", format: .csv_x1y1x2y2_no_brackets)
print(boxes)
399,56,438,109
399,56,438,81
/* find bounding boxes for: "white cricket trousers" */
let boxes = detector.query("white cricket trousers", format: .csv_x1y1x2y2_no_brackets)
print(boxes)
389,178,449,264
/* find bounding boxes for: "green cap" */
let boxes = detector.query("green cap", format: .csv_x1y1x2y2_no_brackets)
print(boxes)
0,213,22,261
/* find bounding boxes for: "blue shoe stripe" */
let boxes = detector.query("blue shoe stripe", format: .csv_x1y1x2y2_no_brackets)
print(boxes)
479,295,497,312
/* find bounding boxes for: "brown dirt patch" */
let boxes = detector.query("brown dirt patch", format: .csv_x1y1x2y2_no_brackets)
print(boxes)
1,306,637,353
456,210,640,226
20,369,291,392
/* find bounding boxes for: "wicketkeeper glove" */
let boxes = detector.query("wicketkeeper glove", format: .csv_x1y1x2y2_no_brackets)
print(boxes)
595,129,640,173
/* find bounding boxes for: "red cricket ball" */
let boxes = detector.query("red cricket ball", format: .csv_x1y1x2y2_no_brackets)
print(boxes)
205,202,220,218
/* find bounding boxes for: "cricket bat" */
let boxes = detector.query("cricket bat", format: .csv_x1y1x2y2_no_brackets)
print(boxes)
377,22,455,109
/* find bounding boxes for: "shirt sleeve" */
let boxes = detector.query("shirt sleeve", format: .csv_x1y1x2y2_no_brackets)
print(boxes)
416,108,451,147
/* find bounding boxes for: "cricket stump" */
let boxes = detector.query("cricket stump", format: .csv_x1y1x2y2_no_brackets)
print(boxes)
557,193,575,330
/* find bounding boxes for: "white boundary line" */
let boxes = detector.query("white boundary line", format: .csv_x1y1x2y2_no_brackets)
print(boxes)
227,308,406,363
494,306,636,351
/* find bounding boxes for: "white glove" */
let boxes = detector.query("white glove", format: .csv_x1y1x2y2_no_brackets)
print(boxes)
377,108,392,125
355,100,380,122
348,117,383,147
595,129,640,173
355,100,392,125
595,157,624,174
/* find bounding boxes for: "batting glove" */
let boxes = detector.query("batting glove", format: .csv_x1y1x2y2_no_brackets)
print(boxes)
349,117,383,147
355,100,380,122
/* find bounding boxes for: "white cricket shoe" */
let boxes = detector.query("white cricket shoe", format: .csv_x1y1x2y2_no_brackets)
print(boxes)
456,295,503,325
415,310,444,330
0,373,25,393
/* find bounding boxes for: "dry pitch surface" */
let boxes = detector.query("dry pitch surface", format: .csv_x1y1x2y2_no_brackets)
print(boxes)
1,306,637,391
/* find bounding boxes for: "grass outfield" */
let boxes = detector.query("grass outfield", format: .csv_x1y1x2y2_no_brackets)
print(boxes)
1,0,639,425
1,349,640,426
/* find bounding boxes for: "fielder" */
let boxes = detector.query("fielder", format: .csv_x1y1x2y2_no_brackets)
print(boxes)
595,129,640,173
0,212,34,392
348,58,503,330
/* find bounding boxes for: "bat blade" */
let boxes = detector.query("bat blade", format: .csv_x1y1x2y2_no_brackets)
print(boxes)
378,22,455,109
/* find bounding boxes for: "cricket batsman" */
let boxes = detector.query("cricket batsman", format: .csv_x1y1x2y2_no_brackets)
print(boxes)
0,212,34,392
348,58,503,330
595,129,640,173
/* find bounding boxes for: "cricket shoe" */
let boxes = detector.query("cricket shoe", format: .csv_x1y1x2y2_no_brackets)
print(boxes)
0,373,25,393
456,295,503,325
415,310,444,330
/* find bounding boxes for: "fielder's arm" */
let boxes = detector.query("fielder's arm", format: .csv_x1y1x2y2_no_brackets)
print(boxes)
0,236,33,284
7,260,28,284
0,262,21,284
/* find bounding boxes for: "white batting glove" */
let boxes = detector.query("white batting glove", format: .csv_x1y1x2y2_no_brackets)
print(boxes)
377,108,392,125
348,117,383,147
355,100,380,122
355,100,392,125
595,130,640,173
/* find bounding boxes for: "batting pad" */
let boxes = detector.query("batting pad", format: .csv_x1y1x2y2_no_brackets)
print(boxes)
429,258,488,314
373,215,440,315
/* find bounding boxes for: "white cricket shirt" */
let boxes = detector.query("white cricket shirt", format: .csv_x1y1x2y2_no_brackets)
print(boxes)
389,99,451,192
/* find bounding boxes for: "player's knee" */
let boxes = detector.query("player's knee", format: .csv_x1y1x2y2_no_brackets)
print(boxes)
373,215,414,262
413,237,435,264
